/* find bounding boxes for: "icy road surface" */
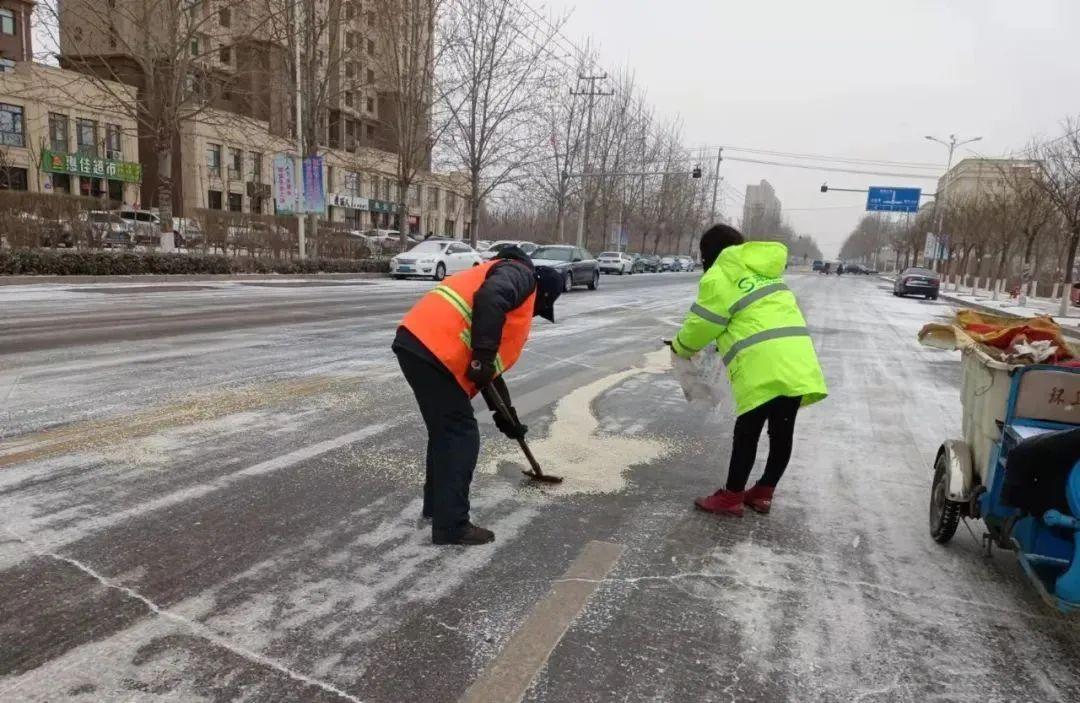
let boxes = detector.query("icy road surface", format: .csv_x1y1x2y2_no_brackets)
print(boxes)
1,273,1078,702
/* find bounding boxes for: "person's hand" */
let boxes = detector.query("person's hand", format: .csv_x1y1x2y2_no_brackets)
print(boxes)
662,339,673,348
467,357,497,387
493,406,527,440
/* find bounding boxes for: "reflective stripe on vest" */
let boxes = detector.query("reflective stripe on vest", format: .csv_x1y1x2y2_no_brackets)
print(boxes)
728,282,788,316
689,302,729,326
721,326,811,365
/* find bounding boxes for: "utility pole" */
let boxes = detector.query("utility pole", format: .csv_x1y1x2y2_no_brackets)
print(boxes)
925,133,982,274
293,0,307,260
709,147,723,223
572,74,613,249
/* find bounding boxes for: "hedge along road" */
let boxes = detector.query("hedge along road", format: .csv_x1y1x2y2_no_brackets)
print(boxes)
1,273,1079,702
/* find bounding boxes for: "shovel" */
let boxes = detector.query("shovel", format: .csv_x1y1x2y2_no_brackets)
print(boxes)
482,385,563,484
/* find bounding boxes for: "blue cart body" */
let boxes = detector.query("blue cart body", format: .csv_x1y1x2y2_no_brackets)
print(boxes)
977,364,1080,611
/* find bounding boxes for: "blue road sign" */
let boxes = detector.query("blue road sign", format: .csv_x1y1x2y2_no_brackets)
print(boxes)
866,186,922,213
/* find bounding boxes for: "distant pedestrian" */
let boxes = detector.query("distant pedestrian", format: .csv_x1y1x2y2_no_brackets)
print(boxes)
393,247,563,544
670,224,828,517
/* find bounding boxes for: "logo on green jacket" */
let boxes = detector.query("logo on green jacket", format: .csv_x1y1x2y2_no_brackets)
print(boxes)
737,274,783,293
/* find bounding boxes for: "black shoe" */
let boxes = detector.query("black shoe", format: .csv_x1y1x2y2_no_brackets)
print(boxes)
432,523,495,546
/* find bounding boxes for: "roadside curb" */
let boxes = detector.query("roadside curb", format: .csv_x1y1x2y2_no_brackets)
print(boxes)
0,272,390,286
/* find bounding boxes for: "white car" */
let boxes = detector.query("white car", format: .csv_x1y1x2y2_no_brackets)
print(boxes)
597,251,635,275
480,240,538,260
390,239,482,280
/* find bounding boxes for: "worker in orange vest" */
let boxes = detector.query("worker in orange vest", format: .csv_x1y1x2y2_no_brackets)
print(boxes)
393,246,563,545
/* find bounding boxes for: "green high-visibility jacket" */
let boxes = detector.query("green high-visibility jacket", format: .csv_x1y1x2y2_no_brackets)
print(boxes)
671,241,827,416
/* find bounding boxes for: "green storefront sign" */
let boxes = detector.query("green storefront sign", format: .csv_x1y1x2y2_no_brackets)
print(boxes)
41,149,143,184
369,198,395,214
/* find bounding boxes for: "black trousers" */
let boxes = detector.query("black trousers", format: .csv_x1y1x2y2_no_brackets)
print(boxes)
726,395,802,492
395,348,479,535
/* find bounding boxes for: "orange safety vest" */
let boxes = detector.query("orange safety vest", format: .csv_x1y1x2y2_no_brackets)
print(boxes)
400,260,536,397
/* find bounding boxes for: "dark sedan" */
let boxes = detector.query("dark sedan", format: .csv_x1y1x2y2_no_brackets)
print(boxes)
893,267,940,300
531,245,600,291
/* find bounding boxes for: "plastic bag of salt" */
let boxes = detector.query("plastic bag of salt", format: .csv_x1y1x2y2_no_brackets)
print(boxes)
670,347,727,407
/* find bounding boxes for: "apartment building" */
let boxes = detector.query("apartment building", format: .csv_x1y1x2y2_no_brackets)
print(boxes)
0,8,142,204
57,0,470,237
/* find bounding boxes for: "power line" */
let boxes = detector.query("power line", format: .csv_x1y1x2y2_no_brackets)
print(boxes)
713,146,943,170
721,155,940,180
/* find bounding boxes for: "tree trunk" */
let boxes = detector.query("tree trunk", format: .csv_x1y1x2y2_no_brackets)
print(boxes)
1059,227,1080,317
555,198,566,243
157,146,175,252
469,170,480,248
992,245,1009,301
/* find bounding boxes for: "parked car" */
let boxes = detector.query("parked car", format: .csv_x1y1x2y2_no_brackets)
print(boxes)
530,244,600,291
659,255,678,272
893,267,941,300
675,255,696,272
173,217,204,248
640,255,662,272
363,229,420,253
480,240,538,260
88,211,135,248
117,209,162,246
390,239,482,280
597,251,635,275
812,259,825,272
629,254,649,274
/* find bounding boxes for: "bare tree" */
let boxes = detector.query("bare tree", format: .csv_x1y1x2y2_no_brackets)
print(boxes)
1029,118,1080,314
370,0,446,250
438,0,564,246
40,0,278,247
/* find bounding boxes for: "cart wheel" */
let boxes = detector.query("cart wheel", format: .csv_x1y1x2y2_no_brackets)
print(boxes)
930,455,960,544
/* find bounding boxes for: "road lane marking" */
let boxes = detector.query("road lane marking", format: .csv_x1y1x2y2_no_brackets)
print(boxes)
460,540,625,703
0,526,363,703
0,375,370,467
14,423,393,549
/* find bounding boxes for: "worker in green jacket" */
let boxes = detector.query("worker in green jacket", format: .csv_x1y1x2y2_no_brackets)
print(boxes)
671,224,827,517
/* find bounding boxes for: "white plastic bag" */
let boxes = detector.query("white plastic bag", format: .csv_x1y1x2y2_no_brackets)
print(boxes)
670,347,728,407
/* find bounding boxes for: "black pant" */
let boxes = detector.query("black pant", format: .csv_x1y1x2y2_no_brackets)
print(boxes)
395,348,479,535
726,395,802,492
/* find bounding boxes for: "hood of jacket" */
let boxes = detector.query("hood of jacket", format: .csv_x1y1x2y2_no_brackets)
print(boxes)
716,241,787,280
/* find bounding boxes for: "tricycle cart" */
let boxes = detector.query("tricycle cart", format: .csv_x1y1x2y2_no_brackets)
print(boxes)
928,339,1080,612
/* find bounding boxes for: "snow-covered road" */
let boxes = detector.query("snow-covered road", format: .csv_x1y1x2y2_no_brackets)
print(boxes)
1,272,1078,702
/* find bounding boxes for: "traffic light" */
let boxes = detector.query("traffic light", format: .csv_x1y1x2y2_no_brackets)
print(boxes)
691,166,702,179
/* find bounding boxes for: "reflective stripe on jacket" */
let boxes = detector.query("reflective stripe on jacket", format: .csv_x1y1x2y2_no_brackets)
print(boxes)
401,261,536,397
671,242,827,415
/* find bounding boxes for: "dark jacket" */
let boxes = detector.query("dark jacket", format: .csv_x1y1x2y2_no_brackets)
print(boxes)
393,246,536,369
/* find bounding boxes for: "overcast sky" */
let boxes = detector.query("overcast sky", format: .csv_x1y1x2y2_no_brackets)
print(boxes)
547,0,1080,257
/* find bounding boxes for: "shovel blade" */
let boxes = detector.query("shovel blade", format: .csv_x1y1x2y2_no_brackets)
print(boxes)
522,469,563,484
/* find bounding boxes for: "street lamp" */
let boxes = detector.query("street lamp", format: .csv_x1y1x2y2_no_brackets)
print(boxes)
925,134,982,276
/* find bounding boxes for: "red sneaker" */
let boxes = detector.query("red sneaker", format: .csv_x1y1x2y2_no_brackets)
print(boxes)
743,484,775,514
695,489,745,517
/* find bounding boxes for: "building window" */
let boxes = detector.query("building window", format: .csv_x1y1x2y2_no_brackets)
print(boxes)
48,113,69,153
0,9,14,36
208,190,223,209
219,8,230,27
345,1,355,21
228,148,242,180
206,143,222,175
190,37,199,57
366,96,374,113
0,167,28,191
76,118,97,156
346,32,356,50
366,39,374,56
219,45,231,64
228,192,243,212
366,123,375,140
250,152,262,181
446,190,457,210
345,62,355,79
366,68,374,84
344,91,354,108
1,104,26,147
427,186,439,210
0,58,15,74
344,170,360,196
105,123,122,160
